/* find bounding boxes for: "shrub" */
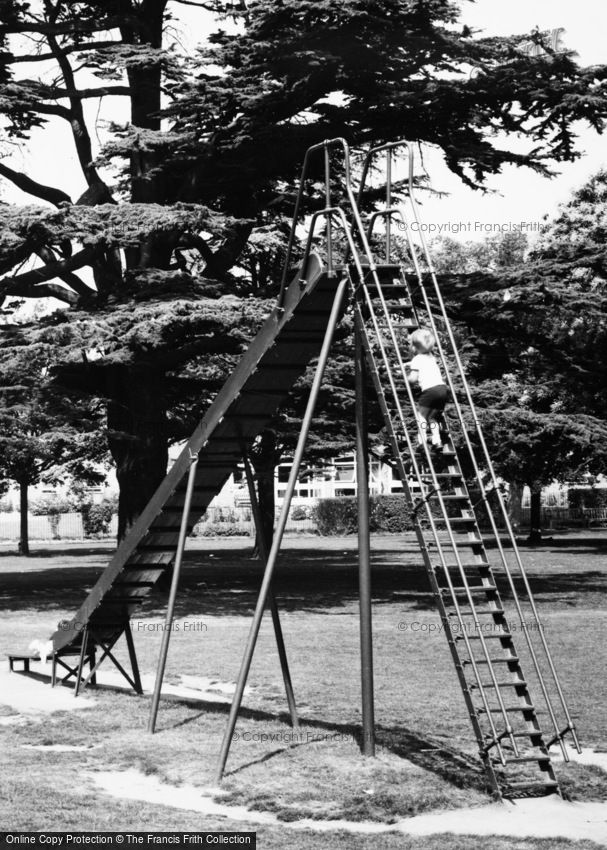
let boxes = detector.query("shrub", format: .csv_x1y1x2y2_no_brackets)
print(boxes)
313,497,359,535
314,495,419,535
30,496,72,516
30,497,72,539
568,488,607,511
196,522,250,537
370,495,415,533
66,486,118,538
0,496,14,513
290,505,310,521
81,499,116,537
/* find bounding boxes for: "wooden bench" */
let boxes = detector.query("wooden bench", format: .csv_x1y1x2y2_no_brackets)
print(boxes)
7,651,52,673
7,644,97,689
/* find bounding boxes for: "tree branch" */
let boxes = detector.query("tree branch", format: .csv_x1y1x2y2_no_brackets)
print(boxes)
36,246,97,302
0,247,96,304
0,162,72,206
1,281,79,304
0,17,134,37
19,81,131,99
6,40,118,62
44,32,113,193
21,101,71,119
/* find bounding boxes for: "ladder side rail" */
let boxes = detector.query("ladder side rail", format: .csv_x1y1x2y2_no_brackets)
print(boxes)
356,312,508,770
279,137,354,306
334,177,522,754
393,199,572,757
324,147,579,758
354,285,517,759
356,140,410,208
355,140,414,265
400,179,579,752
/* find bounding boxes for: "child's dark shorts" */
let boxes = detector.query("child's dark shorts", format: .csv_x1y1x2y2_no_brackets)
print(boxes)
418,384,449,411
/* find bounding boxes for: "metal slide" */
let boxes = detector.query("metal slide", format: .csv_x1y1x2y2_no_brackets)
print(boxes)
48,252,343,685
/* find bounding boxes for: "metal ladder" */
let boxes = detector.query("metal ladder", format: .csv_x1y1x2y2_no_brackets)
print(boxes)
348,141,581,797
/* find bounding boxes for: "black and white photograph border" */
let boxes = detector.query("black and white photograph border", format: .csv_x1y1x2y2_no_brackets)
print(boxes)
1,1,607,847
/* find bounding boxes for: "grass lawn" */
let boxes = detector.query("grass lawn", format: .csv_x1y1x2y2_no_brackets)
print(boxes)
1,531,606,848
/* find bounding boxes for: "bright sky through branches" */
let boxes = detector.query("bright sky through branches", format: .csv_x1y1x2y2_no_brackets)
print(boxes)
1,0,606,243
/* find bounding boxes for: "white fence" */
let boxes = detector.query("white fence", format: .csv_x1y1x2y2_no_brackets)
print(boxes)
0,505,316,542
0,503,600,543
0,512,118,542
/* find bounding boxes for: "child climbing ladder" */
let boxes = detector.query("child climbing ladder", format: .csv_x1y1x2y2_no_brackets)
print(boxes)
406,328,449,447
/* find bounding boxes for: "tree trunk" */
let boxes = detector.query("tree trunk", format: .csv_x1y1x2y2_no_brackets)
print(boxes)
507,481,524,533
528,486,543,543
18,479,29,556
251,431,279,555
106,365,168,541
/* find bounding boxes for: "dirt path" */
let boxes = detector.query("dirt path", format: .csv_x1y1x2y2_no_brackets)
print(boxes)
91,767,607,842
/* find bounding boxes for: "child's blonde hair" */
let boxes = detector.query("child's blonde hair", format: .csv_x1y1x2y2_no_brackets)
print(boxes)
410,328,436,354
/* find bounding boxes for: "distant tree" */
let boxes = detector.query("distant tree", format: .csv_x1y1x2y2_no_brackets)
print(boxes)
0,346,105,553
439,177,607,538
428,231,529,276
471,380,607,540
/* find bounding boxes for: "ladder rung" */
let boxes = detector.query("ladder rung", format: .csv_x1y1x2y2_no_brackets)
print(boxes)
503,780,559,790
480,705,536,713
457,633,513,640
422,473,462,479
104,596,147,604
115,581,157,588
464,656,519,665
123,563,171,570
473,680,525,689
502,731,544,739
449,537,484,546
439,561,490,569
499,755,552,763
435,516,477,525
445,585,497,595
362,283,404,294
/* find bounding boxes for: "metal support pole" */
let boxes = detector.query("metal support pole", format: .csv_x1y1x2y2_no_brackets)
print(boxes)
148,453,199,732
74,625,89,698
385,149,392,262
241,450,299,730
215,276,349,782
355,319,375,756
324,146,334,276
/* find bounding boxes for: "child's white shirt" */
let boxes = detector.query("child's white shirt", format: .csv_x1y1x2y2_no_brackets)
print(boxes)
409,353,444,392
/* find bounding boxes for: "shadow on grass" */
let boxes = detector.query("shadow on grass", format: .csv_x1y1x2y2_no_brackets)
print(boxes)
2,538,607,619
13,667,486,792
170,702,484,791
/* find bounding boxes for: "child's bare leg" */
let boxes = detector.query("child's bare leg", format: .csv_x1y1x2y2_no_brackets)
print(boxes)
417,405,431,444
425,408,442,446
